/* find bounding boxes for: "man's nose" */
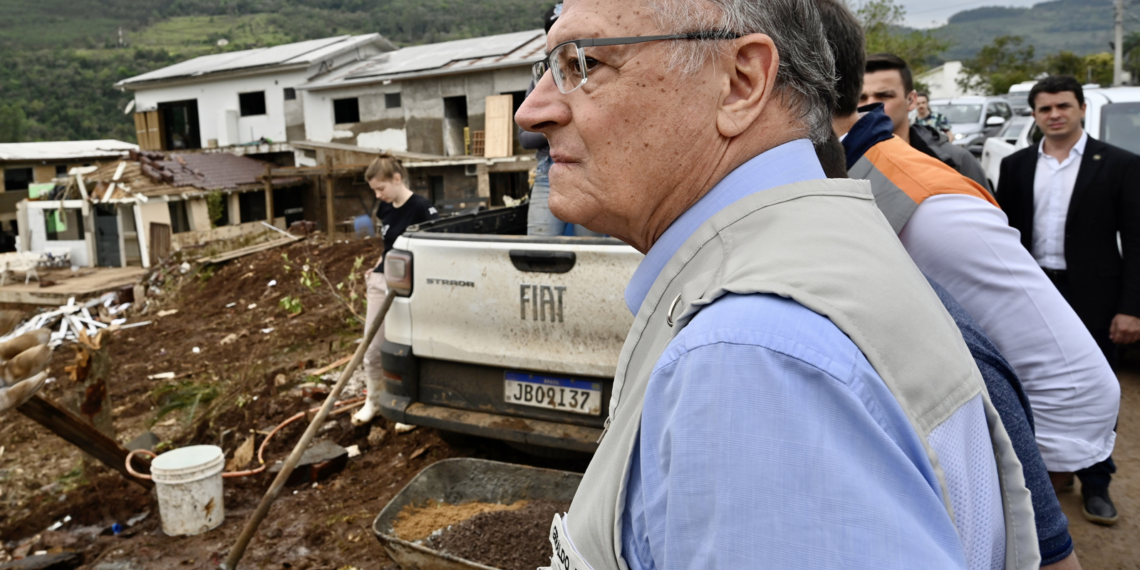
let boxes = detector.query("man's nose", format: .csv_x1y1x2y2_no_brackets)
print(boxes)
516,73,570,135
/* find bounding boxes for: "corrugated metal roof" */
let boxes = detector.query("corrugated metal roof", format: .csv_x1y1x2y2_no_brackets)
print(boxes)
117,34,385,88
302,30,545,90
0,140,137,162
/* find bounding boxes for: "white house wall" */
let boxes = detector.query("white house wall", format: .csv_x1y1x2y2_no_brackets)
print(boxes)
132,69,311,147
301,66,532,155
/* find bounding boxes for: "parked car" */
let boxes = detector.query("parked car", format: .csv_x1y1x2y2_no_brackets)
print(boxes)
1006,81,1038,115
981,115,1038,188
929,96,1014,155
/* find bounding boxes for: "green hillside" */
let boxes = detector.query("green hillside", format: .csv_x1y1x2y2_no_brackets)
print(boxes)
933,0,1131,61
0,0,549,143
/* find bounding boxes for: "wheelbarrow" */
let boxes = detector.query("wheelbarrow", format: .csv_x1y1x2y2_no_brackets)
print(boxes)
372,458,583,570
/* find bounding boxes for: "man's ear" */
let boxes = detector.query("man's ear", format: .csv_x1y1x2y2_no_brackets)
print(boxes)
716,33,779,138
906,90,918,112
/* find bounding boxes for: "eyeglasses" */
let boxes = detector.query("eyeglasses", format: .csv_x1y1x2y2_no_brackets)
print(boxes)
533,31,743,94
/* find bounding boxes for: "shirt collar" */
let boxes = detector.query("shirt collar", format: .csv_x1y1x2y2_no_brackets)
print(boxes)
623,139,826,315
1038,129,1088,159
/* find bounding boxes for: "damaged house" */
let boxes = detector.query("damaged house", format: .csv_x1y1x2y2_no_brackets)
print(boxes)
114,34,397,165
18,152,304,268
294,29,546,209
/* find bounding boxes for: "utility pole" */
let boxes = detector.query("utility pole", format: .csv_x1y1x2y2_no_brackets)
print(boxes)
1115,0,1125,85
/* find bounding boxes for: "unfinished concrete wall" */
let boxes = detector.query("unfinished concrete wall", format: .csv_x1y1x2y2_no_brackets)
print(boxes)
302,64,534,156
187,198,211,232
172,217,287,249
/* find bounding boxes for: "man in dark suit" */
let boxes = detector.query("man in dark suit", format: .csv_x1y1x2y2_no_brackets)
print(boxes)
997,75,1138,526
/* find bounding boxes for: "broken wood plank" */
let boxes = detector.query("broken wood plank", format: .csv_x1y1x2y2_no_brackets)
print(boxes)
310,355,353,377
197,236,301,265
16,395,152,488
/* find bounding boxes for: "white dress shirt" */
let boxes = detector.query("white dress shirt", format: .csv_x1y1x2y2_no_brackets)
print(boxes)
1032,131,1089,270
900,193,1119,472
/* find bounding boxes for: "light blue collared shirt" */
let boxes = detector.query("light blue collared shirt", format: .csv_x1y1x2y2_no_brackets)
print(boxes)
619,141,985,570
624,139,826,315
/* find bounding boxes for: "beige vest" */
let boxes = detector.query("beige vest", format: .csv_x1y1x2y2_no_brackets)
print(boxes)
545,179,1039,570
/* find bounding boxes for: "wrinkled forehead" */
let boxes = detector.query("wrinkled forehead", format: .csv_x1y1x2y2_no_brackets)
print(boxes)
548,0,661,48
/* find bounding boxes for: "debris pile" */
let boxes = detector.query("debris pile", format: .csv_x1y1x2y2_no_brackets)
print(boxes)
1,294,142,349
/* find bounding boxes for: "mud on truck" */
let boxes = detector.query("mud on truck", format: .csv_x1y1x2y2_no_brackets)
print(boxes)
377,204,642,453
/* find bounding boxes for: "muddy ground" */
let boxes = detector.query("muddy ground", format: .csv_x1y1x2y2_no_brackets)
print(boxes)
1,234,1138,568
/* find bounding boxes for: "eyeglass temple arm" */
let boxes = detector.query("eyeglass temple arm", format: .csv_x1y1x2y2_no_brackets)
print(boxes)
574,31,742,48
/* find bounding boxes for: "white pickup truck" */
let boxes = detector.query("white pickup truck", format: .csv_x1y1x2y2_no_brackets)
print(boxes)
376,204,642,452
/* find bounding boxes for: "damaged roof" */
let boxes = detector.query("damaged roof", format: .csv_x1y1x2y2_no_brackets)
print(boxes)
116,34,395,89
84,152,302,200
301,29,546,91
0,140,137,162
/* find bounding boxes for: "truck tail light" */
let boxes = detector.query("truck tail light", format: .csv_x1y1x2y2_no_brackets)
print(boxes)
385,249,413,296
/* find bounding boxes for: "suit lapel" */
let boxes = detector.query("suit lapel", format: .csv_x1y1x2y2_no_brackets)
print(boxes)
1021,147,1039,245
1066,137,1105,226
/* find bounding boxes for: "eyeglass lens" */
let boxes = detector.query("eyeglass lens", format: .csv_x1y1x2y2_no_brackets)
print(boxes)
534,43,588,94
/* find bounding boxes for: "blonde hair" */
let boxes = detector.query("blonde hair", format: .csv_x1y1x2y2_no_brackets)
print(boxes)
365,155,409,182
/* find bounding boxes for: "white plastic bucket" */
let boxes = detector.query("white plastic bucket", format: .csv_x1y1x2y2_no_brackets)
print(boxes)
150,445,226,536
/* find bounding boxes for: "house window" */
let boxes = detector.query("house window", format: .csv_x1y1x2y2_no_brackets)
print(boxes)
239,91,267,116
333,98,360,124
168,201,192,234
3,168,33,192
239,190,267,223
44,209,84,241
284,88,297,101
385,93,402,109
55,165,68,177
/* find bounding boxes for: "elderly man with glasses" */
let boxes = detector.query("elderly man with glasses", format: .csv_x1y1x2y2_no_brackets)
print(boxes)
517,1,1038,570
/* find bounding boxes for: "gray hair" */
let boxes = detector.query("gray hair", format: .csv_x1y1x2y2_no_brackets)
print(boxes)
648,0,838,144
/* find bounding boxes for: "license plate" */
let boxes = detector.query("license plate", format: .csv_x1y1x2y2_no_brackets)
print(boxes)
504,372,602,416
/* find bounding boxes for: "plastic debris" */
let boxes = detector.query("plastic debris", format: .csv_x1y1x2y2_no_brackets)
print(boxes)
267,280,277,287
248,304,257,310
148,372,175,380
192,347,201,354
346,445,361,458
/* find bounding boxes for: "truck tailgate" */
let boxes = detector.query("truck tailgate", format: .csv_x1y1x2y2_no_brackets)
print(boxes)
403,235,641,378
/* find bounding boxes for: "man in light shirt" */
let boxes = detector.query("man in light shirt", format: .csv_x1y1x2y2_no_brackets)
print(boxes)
997,75,1140,525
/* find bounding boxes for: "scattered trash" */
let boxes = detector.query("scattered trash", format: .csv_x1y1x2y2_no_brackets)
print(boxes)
346,445,361,458
219,333,239,345
120,321,152,329
126,512,150,527
225,302,237,308
179,262,191,274
248,304,257,310
267,280,277,287
395,423,417,434
112,523,123,536
148,372,175,380
192,347,201,354
157,309,178,318
261,328,274,334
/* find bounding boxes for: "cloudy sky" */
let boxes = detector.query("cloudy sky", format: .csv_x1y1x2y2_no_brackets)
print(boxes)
900,0,1041,28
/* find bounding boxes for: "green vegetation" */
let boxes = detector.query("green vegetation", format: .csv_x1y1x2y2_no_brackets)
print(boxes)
959,34,1117,95
857,0,949,73
0,0,546,144
935,0,1129,62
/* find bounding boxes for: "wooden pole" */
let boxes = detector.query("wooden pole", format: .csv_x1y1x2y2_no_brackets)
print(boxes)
324,157,335,239
263,165,275,226
222,290,395,570
17,395,152,489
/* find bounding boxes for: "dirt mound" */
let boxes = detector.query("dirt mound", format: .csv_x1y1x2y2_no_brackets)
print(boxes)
394,500,527,542
428,500,569,570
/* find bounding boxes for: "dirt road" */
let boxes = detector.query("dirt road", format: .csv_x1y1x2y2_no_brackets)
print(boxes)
1062,353,1140,570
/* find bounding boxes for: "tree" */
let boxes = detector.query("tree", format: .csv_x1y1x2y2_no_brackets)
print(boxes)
958,35,1037,96
0,104,26,142
854,0,948,73
1042,51,1113,86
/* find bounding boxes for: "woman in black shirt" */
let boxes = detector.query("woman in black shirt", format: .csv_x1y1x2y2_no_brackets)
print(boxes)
352,156,439,426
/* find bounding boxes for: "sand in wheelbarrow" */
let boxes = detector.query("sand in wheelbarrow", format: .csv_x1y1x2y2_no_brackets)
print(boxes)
427,500,572,570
